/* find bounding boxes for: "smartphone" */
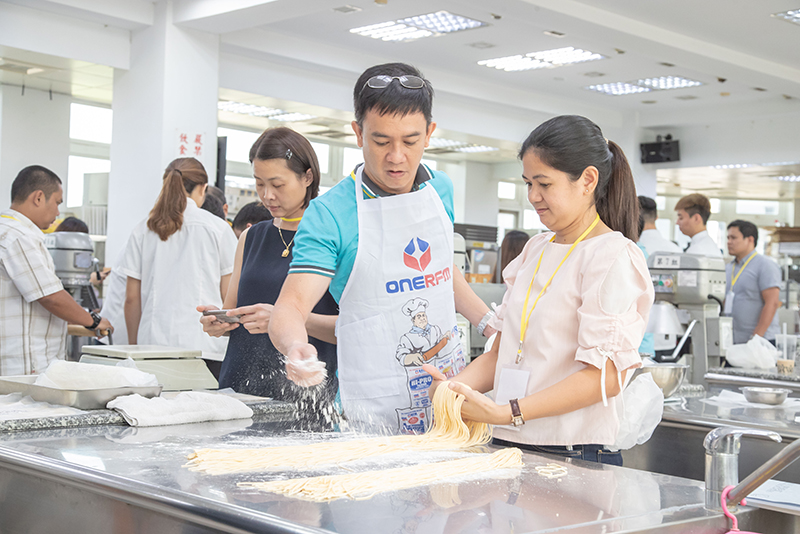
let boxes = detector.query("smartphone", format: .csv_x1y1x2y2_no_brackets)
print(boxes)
202,309,242,323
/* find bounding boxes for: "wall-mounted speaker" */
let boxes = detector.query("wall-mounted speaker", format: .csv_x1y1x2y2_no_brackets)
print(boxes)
640,140,680,164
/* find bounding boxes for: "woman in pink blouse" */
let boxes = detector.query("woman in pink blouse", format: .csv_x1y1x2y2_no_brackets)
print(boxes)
427,115,654,465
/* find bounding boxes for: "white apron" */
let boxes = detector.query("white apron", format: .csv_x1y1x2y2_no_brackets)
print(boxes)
336,166,465,434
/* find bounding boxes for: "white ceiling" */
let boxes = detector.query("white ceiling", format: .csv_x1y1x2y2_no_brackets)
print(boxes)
1,0,799,194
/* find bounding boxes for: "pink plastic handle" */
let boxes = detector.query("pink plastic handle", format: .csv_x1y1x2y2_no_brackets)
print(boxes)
721,485,760,534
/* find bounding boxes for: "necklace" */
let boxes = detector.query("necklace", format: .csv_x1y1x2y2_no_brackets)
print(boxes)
277,226,295,258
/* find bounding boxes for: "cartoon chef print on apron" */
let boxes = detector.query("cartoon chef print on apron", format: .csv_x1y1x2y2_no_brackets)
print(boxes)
335,164,465,434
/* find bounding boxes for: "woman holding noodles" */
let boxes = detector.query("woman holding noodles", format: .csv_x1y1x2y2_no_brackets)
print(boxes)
426,115,654,465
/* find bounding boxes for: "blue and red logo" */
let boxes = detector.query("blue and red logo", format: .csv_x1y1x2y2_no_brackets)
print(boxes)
403,238,431,272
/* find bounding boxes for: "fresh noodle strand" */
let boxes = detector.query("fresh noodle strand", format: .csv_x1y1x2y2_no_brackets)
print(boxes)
185,384,491,475
237,448,523,502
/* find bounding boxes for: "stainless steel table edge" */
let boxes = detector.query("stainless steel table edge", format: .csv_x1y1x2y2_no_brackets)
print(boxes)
0,444,328,534
706,373,800,392
661,408,800,440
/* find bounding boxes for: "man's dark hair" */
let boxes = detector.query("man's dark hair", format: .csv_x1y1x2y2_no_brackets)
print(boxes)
728,219,759,247
233,201,272,230
353,63,434,126
638,196,658,223
201,191,225,220
56,216,89,233
11,165,62,203
206,185,226,208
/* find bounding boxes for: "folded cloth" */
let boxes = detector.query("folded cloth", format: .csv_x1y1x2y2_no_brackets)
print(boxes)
107,391,253,427
702,390,800,410
34,360,159,389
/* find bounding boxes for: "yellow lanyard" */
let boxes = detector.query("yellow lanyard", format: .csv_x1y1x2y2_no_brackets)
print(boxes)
731,252,757,289
281,216,302,222
516,214,601,364
0,215,17,221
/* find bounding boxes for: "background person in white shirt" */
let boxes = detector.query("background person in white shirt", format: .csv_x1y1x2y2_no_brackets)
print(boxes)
121,157,238,378
637,196,681,255
674,193,722,258
0,165,112,375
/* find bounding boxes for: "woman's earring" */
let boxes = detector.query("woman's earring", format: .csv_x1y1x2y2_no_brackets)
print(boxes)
585,189,589,193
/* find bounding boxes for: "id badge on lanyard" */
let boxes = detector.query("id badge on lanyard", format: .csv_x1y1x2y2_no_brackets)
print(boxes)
495,366,530,432
723,291,734,316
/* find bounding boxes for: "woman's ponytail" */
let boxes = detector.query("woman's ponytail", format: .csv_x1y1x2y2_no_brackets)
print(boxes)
598,140,639,241
147,158,208,241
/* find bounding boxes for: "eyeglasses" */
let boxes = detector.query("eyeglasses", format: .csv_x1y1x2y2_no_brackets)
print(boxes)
362,75,425,93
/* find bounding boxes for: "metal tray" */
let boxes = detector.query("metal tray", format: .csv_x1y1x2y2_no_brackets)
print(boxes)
0,375,163,410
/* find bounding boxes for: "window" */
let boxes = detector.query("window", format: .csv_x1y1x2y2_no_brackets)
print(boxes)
70,103,112,144
497,181,516,200
217,127,260,163
310,142,330,175
735,199,779,215
342,147,363,176
656,196,667,211
225,175,256,189
523,209,547,230
67,156,111,207
709,198,721,214
497,210,518,242
421,158,437,171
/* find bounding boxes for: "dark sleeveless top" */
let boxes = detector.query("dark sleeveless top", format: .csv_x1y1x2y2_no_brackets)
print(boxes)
218,221,338,406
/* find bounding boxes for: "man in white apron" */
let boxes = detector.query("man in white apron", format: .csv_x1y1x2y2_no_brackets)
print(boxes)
270,63,495,434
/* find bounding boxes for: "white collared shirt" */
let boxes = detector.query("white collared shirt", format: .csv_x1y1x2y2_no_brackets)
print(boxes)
638,228,682,256
685,230,722,258
0,209,67,375
119,199,238,360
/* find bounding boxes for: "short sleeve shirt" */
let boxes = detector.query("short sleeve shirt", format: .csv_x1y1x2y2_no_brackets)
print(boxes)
289,164,454,303
0,209,67,375
725,251,781,343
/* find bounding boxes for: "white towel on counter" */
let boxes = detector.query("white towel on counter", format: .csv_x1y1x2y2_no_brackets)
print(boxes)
702,390,800,410
34,360,159,390
107,391,253,427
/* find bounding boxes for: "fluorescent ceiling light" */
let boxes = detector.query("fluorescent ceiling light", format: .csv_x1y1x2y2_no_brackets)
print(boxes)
218,101,283,117
351,11,485,42
428,137,468,148
637,76,703,90
586,82,651,95
479,47,604,72
712,164,751,169
398,11,486,33
762,161,800,166
454,145,499,153
772,9,800,25
270,113,317,122
774,175,800,182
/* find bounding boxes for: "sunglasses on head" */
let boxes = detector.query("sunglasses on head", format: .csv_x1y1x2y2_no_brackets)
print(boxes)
362,75,425,93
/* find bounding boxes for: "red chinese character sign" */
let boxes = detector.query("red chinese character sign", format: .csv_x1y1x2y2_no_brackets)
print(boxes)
177,132,204,158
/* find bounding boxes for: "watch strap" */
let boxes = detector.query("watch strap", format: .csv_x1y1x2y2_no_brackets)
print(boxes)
87,311,102,330
509,398,525,427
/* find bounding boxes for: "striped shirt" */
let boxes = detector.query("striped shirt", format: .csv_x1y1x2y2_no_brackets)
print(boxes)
0,209,67,375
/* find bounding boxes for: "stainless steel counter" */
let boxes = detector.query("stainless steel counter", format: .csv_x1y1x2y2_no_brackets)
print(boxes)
623,388,800,485
0,416,790,533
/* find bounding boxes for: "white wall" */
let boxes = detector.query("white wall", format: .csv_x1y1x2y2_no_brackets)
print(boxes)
462,161,499,227
0,86,71,204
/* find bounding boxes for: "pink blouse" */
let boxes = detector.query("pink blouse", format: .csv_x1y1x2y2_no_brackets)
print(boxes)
488,231,654,446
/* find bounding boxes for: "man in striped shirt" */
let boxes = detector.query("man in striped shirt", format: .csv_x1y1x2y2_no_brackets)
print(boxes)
0,165,112,375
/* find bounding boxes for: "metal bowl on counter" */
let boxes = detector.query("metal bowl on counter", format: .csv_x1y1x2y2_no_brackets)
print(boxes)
635,363,689,398
740,386,791,405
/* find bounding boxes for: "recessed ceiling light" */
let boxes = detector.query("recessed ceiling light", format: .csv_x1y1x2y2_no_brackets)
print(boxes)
218,101,284,117
399,11,487,33
762,161,800,166
772,9,800,26
349,21,433,41
774,175,800,182
468,41,495,49
586,82,651,95
712,164,751,169
675,95,698,100
478,54,550,72
659,62,676,67
642,100,657,104
543,30,566,38
754,87,768,91
479,46,604,72
637,76,702,90
270,113,317,122
583,71,605,77
454,145,499,153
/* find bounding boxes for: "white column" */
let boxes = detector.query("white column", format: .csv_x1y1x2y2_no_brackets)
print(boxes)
0,86,71,204
106,0,219,262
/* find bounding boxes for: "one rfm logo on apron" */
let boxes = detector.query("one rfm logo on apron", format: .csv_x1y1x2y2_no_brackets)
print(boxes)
386,237,451,294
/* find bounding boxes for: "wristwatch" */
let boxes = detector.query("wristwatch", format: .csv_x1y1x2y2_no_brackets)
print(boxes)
509,398,525,427
86,311,102,330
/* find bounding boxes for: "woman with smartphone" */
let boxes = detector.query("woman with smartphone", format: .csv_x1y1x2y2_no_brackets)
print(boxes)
198,128,338,422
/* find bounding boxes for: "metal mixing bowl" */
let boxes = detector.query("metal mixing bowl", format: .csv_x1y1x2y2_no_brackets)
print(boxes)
635,363,689,398
740,387,791,405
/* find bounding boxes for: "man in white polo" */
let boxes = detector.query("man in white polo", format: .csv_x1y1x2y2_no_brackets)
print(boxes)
638,196,681,255
674,193,722,257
